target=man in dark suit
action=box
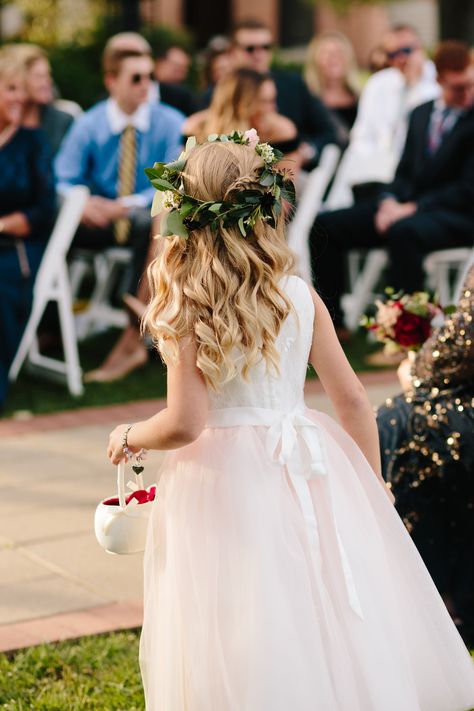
[229,19,339,165]
[313,41,474,326]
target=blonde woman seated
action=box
[304,31,360,142]
[183,68,303,174]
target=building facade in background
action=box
[143,0,438,64]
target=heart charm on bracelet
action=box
[132,465,144,475]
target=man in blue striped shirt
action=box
[56,45,184,382]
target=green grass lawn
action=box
[0,631,144,710]
[1,630,473,710]
[4,328,385,418]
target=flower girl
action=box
[107,132,474,711]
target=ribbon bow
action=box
[205,405,364,620]
[266,408,364,621]
[266,411,327,479]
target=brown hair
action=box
[102,47,148,76]
[195,68,270,140]
[434,40,471,76]
[231,18,271,42]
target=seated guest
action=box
[56,45,184,383]
[377,265,474,645]
[350,24,440,160]
[0,50,56,412]
[103,33,196,117]
[199,35,234,97]
[304,31,360,135]
[312,41,474,328]
[5,43,74,156]
[153,44,196,116]
[155,45,191,85]
[226,18,339,167]
[184,68,300,169]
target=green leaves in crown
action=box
[144,131,296,239]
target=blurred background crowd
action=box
[0,0,473,644]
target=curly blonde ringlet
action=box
[143,141,296,390]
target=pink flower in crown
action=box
[244,128,259,149]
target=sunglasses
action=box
[241,44,273,54]
[386,46,416,60]
[130,72,154,85]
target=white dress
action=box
[140,275,474,710]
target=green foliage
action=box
[0,631,144,710]
[48,19,194,109]
[4,328,167,417]
[146,131,292,239]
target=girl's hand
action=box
[107,424,140,465]
[397,357,413,394]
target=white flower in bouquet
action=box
[374,300,400,337]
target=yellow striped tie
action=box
[114,125,137,244]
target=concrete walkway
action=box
[0,372,399,652]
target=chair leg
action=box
[57,265,84,396]
[8,300,46,382]
[69,256,93,300]
[342,250,388,331]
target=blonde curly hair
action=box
[143,140,295,390]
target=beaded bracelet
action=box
[122,423,133,458]
[122,423,148,473]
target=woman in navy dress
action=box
[0,49,56,413]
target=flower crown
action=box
[145,129,296,239]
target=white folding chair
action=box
[287,144,341,283]
[424,246,474,305]
[72,246,132,340]
[9,185,90,396]
[324,146,398,211]
[341,249,388,331]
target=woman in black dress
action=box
[304,32,360,144]
[377,266,474,645]
[0,50,56,412]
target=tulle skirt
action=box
[140,407,474,710]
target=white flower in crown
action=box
[163,190,182,210]
[256,142,275,164]
[243,128,260,149]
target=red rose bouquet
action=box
[361,289,445,354]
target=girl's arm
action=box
[308,287,394,503]
[107,338,208,464]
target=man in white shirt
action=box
[351,24,440,158]
[325,24,441,208]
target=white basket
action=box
[94,460,156,555]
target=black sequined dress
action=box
[377,267,474,643]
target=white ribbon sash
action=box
[206,405,364,620]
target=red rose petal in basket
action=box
[102,487,156,507]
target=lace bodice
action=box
[208,275,314,412]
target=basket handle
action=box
[117,460,145,509]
